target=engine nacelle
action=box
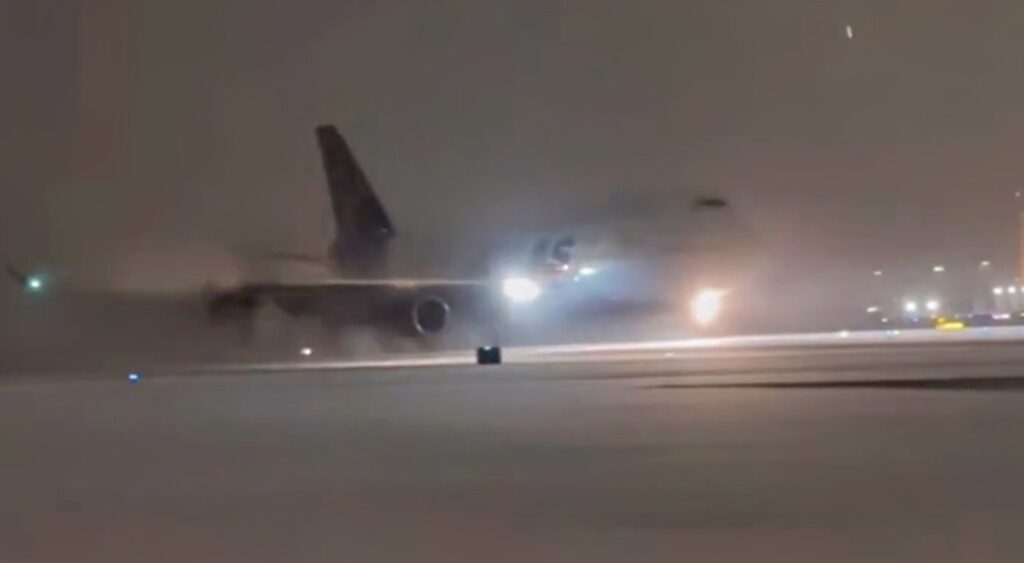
[411,296,450,335]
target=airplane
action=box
[5,264,43,292]
[205,125,753,346]
[7,125,753,350]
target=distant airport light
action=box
[578,266,598,277]
[1010,286,1018,295]
[502,276,542,304]
[866,306,880,314]
[925,299,940,312]
[25,276,43,292]
[994,286,1005,295]
[300,347,313,357]
[932,265,946,273]
[127,372,141,383]
[980,260,992,268]
[873,270,883,277]
[903,301,919,314]
[838,330,851,338]
[994,313,1012,321]
[845,25,854,39]
[691,288,726,326]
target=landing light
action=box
[691,289,726,326]
[502,276,542,304]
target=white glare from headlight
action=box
[502,277,542,303]
[691,289,725,326]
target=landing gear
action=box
[476,346,502,365]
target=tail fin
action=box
[315,125,395,245]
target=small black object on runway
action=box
[476,346,502,365]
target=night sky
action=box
[3,1,1024,290]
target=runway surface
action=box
[5,330,1024,562]
[184,324,1024,375]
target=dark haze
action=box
[3,1,1024,291]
